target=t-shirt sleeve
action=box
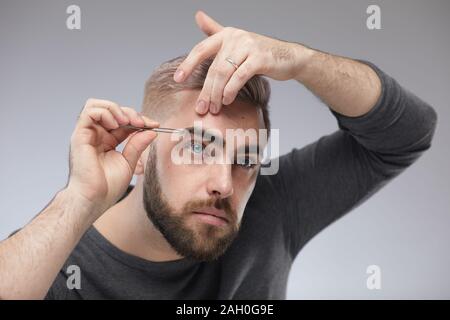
[274,60,437,258]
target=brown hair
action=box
[141,54,271,132]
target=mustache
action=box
[183,197,235,220]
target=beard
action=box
[143,147,240,262]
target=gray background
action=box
[1,0,449,299]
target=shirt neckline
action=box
[85,225,200,274]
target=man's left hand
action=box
[173,11,312,114]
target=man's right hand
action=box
[66,98,159,217]
[0,98,160,299]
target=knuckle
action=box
[211,89,222,101]
[85,98,95,107]
[236,67,248,80]
[177,63,186,73]
[234,28,246,37]
[85,108,97,116]
[194,41,206,55]
[199,95,209,104]
[121,106,134,114]
[223,87,234,100]
[109,102,119,111]
[245,61,254,72]
[244,37,255,48]
[199,88,210,100]
[254,54,267,71]
[216,66,228,78]
[223,26,234,34]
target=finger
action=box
[120,107,146,127]
[107,126,138,146]
[141,115,160,128]
[209,51,248,114]
[122,131,158,174]
[173,32,223,83]
[73,109,120,151]
[195,57,218,114]
[222,58,258,106]
[84,98,129,125]
[74,107,140,152]
[108,114,160,145]
[195,11,224,36]
[80,108,119,130]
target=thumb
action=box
[122,131,157,174]
[195,10,223,36]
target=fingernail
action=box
[119,115,128,124]
[174,70,185,82]
[144,116,159,126]
[222,96,229,105]
[146,131,158,140]
[196,100,207,113]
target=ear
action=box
[195,10,224,36]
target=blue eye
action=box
[190,142,204,154]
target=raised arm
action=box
[276,60,437,257]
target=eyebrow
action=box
[236,144,260,156]
[184,126,222,143]
[183,126,261,155]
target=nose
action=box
[206,163,234,199]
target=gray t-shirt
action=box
[44,61,437,299]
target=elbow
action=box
[410,102,438,153]
[369,103,438,175]
[421,104,438,151]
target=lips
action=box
[193,207,229,223]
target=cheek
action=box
[232,173,259,219]
[156,145,204,209]
[158,159,185,203]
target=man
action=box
[0,11,437,299]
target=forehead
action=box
[163,90,265,134]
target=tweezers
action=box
[120,124,185,134]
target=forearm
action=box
[294,45,382,117]
[0,188,99,299]
[293,44,437,158]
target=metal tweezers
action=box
[120,124,185,134]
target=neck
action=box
[93,181,184,262]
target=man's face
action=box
[142,90,266,261]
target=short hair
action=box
[141,54,271,133]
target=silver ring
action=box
[225,57,239,70]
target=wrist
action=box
[57,187,106,228]
[292,43,318,83]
